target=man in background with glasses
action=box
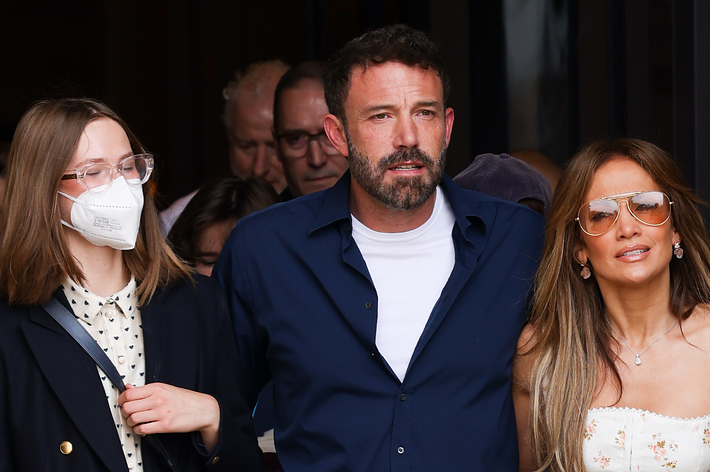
[273,61,349,201]
[252,61,350,471]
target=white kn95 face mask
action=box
[58,176,144,250]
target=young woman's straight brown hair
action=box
[522,138,710,471]
[0,98,190,306]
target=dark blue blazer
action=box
[0,275,263,472]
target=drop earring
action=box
[580,263,591,279]
[673,241,683,259]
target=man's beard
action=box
[347,139,447,211]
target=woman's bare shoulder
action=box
[517,323,539,354]
[513,324,540,391]
[685,304,710,348]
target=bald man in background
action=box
[223,60,290,193]
[161,60,289,234]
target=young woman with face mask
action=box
[0,99,263,471]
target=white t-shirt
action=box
[351,186,456,381]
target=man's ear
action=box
[444,107,454,148]
[324,114,349,157]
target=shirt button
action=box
[397,446,404,454]
[118,355,126,364]
[211,456,220,465]
[400,394,406,401]
[365,301,372,309]
[127,457,135,468]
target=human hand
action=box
[118,383,220,450]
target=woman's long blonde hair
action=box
[524,138,710,471]
[0,98,190,306]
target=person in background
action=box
[273,61,349,201]
[160,59,289,235]
[0,98,262,471]
[453,152,553,216]
[509,148,562,191]
[215,25,544,471]
[514,138,710,471]
[224,60,290,192]
[167,177,279,276]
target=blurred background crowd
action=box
[2,0,710,221]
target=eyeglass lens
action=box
[579,191,670,235]
[82,155,152,190]
[280,132,338,157]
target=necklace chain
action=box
[605,317,677,366]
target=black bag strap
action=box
[43,296,179,472]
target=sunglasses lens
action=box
[629,191,670,224]
[580,199,619,235]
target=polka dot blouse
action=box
[61,277,145,471]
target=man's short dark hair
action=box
[273,61,325,131]
[323,24,450,124]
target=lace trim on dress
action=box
[588,406,710,422]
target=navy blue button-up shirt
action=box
[214,172,544,471]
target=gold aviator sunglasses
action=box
[576,191,673,236]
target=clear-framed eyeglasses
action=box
[276,131,340,159]
[576,190,673,236]
[60,153,154,193]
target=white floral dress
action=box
[583,407,710,471]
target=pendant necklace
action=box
[605,317,677,366]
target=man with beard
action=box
[215,25,544,471]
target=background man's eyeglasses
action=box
[276,131,340,159]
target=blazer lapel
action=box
[23,303,127,472]
[140,289,164,384]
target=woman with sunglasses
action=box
[514,138,710,471]
[0,99,262,471]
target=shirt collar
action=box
[308,170,353,234]
[308,170,490,243]
[439,173,490,242]
[61,277,138,325]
